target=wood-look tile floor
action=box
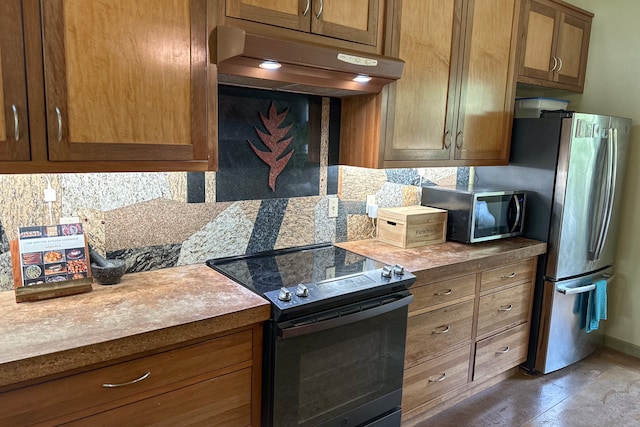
[412,347,640,426]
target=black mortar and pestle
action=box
[88,246,127,285]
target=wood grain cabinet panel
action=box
[405,299,474,367]
[340,0,520,168]
[0,329,259,427]
[480,258,535,294]
[40,0,209,164]
[473,323,529,381]
[402,345,470,414]
[225,0,380,46]
[476,281,532,339]
[409,273,476,315]
[0,0,31,162]
[518,0,592,92]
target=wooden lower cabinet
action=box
[0,326,262,427]
[401,256,538,424]
[402,345,471,413]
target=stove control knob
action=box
[381,266,393,278]
[296,284,309,297]
[278,287,292,302]
[393,264,405,275]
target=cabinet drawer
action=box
[480,259,534,293]
[406,300,474,367]
[0,330,253,426]
[402,345,470,413]
[477,282,532,338]
[64,367,253,427]
[474,323,529,381]
[409,274,476,314]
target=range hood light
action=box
[259,60,282,70]
[353,74,372,83]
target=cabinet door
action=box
[382,0,462,165]
[226,0,310,32]
[312,0,380,46]
[520,0,557,81]
[41,0,207,163]
[0,0,30,161]
[554,12,590,89]
[454,0,518,162]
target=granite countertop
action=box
[337,237,547,282]
[0,264,270,391]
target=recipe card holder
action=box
[10,239,93,303]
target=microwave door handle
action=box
[596,128,618,260]
[278,294,413,339]
[509,194,522,233]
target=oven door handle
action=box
[278,294,414,339]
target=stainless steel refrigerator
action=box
[476,111,631,374]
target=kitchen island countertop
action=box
[0,263,270,391]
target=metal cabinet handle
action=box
[11,104,19,142]
[55,107,63,142]
[315,0,323,19]
[550,56,558,71]
[303,0,310,16]
[428,372,447,383]
[556,57,563,72]
[443,129,451,149]
[432,325,450,334]
[501,272,516,279]
[498,304,513,312]
[495,346,510,355]
[102,371,151,388]
[455,131,463,149]
[434,289,452,296]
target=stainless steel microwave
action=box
[421,186,526,243]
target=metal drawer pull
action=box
[501,272,516,279]
[428,372,447,383]
[55,107,63,142]
[12,105,19,141]
[557,57,563,72]
[303,0,310,16]
[102,371,151,388]
[498,304,513,312]
[495,346,510,355]
[550,56,558,71]
[434,289,452,296]
[316,0,323,18]
[432,325,450,334]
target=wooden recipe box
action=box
[377,206,447,248]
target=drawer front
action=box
[406,300,474,367]
[1,330,253,426]
[474,323,529,381]
[409,274,476,314]
[476,282,532,338]
[65,367,253,427]
[402,345,470,413]
[480,259,534,293]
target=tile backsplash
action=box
[0,167,465,291]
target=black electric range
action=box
[206,242,415,321]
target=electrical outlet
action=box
[365,195,376,214]
[328,197,339,218]
[325,266,336,279]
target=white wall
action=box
[561,0,640,352]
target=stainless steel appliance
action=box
[421,187,526,243]
[476,111,631,373]
[207,243,416,427]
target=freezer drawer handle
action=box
[501,272,516,279]
[498,304,513,312]
[428,372,447,383]
[432,325,450,334]
[495,346,510,355]
[434,289,452,296]
[557,275,615,295]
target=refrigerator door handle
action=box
[596,128,618,260]
[589,129,615,261]
[557,274,615,294]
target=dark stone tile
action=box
[107,244,181,273]
[246,199,288,254]
[0,220,9,254]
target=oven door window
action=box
[272,306,407,427]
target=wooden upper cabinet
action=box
[225,0,380,46]
[518,0,592,92]
[41,0,209,164]
[0,0,31,162]
[341,0,519,168]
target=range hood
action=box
[211,25,404,97]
